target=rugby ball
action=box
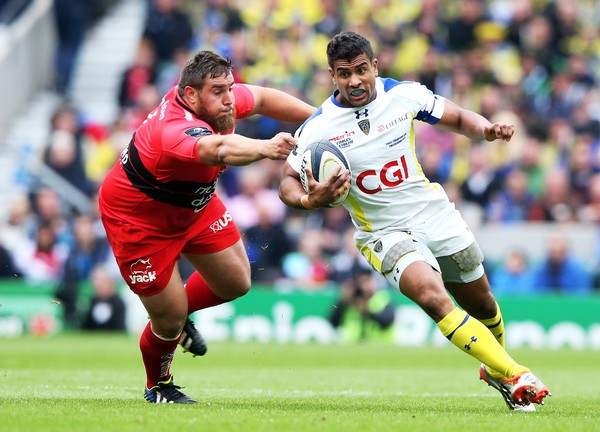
[299,139,351,207]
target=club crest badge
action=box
[374,240,383,253]
[358,119,370,135]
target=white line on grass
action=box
[197,389,498,398]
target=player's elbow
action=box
[278,186,289,205]
[278,177,296,205]
[214,146,229,165]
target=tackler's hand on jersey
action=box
[302,164,351,209]
[263,132,298,160]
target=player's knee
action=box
[475,286,499,317]
[417,291,454,322]
[407,277,447,310]
[481,298,498,318]
[153,314,187,340]
[233,280,251,298]
[230,270,251,298]
[215,274,251,300]
[398,263,451,320]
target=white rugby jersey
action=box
[288,77,452,236]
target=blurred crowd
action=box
[2,0,600,327]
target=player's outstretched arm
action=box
[196,132,297,166]
[246,84,316,122]
[437,98,514,142]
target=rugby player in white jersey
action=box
[279,31,550,411]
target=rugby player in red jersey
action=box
[99,50,315,403]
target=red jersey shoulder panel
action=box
[99,84,257,231]
[233,84,254,119]
[134,87,220,183]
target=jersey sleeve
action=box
[287,143,304,174]
[233,84,255,119]
[160,120,211,165]
[286,107,325,174]
[386,79,445,125]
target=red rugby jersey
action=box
[99,84,254,231]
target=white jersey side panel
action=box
[287,77,451,237]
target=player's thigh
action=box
[420,205,483,284]
[181,196,249,298]
[101,214,186,296]
[357,230,454,321]
[138,263,188,338]
[357,231,440,288]
[184,239,251,299]
[400,260,456,322]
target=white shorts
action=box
[356,203,483,288]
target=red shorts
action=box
[101,196,241,296]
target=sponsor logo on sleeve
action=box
[185,127,213,137]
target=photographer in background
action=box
[81,265,126,332]
[329,265,396,344]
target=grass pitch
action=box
[1,334,598,432]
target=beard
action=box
[196,105,236,134]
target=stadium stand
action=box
[0,0,145,217]
[1,0,599,310]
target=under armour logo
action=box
[464,336,478,351]
[355,109,369,119]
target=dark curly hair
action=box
[178,50,233,96]
[326,31,374,69]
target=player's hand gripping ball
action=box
[300,139,351,207]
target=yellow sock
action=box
[479,301,505,348]
[437,307,529,378]
[478,302,507,378]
